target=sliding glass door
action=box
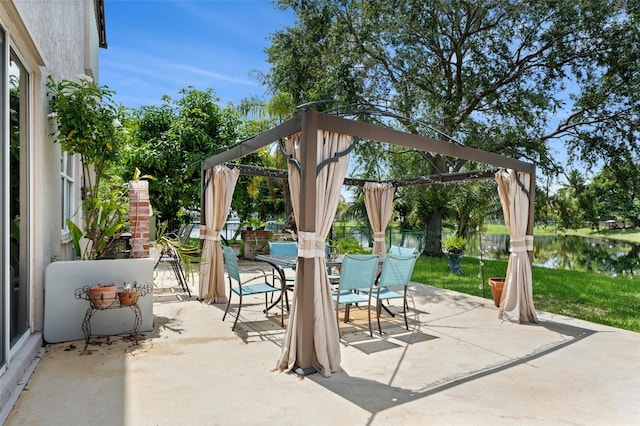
[1,25,30,369]
[9,49,29,348]
[0,25,5,371]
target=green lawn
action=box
[412,256,640,333]
[482,223,640,243]
[560,227,640,244]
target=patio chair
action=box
[268,241,298,309]
[324,242,342,284]
[388,245,417,256]
[221,245,283,331]
[331,254,380,337]
[268,241,298,254]
[268,241,298,283]
[153,222,199,297]
[369,253,418,334]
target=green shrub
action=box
[331,237,370,254]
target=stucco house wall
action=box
[0,1,105,420]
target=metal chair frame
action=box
[331,254,380,337]
[371,253,418,334]
[153,222,198,297]
[221,245,283,330]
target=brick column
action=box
[129,180,150,258]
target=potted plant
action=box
[227,239,243,257]
[443,235,465,275]
[153,222,202,272]
[87,283,118,309]
[488,277,505,307]
[47,74,127,259]
[117,282,139,307]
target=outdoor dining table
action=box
[254,254,296,317]
[255,254,345,311]
[255,254,343,285]
[255,254,391,321]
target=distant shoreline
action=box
[482,223,640,245]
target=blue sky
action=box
[99,0,295,108]
[98,0,577,186]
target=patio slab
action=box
[5,266,640,426]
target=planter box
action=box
[242,230,272,260]
[43,258,154,343]
[228,242,243,257]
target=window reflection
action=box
[9,50,29,346]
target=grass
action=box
[561,227,640,244]
[482,223,640,243]
[412,256,640,333]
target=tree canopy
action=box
[114,87,287,232]
[265,0,639,253]
[116,88,242,229]
[267,0,638,168]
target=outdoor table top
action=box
[255,254,349,269]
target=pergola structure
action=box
[200,110,537,377]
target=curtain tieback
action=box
[200,227,221,241]
[373,231,385,242]
[298,231,326,258]
[510,235,533,253]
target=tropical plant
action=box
[331,237,369,255]
[442,235,466,255]
[153,221,203,279]
[47,75,128,259]
[66,189,128,259]
[443,234,466,275]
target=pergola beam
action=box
[226,163,498,187]
[202,114,302,169]
[203,110,535,176]
[313,112,535,174]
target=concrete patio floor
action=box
[5,262,640,426]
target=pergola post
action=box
[295,112,319,373]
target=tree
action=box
[449,181,499,239]
[553,187,583,230]
[562,2,640,170]
[119,88,241,229]
[47,75,128,259]
[554,169,587,229]
[587,164,640,227]
[264,0,638,255]
[232,99,291,232]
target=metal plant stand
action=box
[75,283,151,349]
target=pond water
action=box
[465,234,640,277]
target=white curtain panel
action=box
[495,169,538,323]
[363,181,394,258]
[276,130,351,377]
[199,165,240,303]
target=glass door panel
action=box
[9,50,29,347]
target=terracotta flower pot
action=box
[489,277,505,308]
[117,289,139,306]
[88,284,117,309]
